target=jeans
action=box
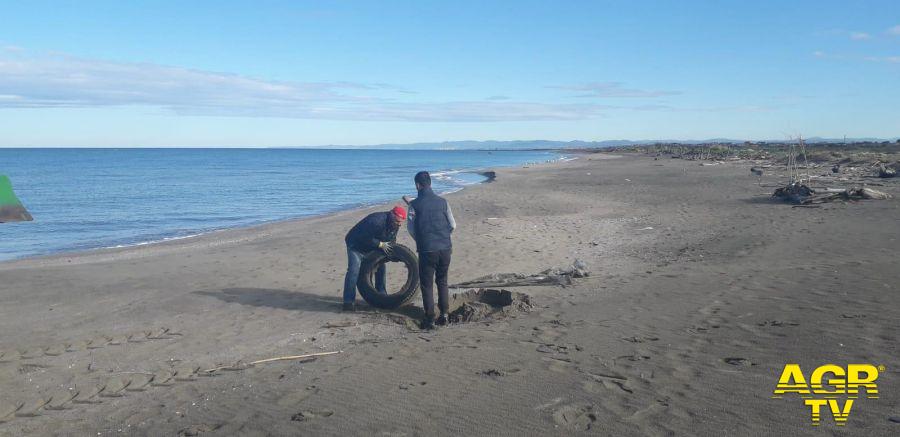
[343,244,386,304]
[419,249,452,318]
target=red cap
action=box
[391,206,407,220]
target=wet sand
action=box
[1,154,898,436]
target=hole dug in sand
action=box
[447,288,534,323]
[380,288,534,329]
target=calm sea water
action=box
[0,148,559,261]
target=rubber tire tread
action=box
[357,244,419,309]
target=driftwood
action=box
[202,351,341,374]
[774,183,892,204]
[451,261,589,288]
[858,187,892,200]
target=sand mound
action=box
[447,288,533,323]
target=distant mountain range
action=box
[312,137,899,150]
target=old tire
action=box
[357,244,419,309]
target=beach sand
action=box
[1,154,898,436]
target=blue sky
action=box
[0,0,898,147]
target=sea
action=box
[0,148,561,261]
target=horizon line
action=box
[2,136,899,149]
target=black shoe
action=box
[419,316,435,330]
[435,314,449,326]
[342,302,356,312]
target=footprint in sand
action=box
[615,353,651,362]
[291,410,334,422]
[583,378,634,395]
[478,368,522,378]
[552,404,598,431]
[686,325,711,334]
[536,344,570,354]
[532,326,565,343]
[178,423,223,436]
[582,380,604,394]
[18,363,49,374]
[757,320,798,327]
[579,366,634,394]
[543,357,574,373]
[398,381,428,390]
[275,386,321,408]
[723,357,754,367]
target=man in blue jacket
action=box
[407,171,456,329]
[342,205,407,311]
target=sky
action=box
[0,0,898,147]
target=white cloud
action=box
[888,25,900,36]
[0,50,608,122]
[550,82,680,98]
[849,32,871,40]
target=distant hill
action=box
[289,137,899,150]
[312,140,634,150]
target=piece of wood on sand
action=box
[202,351,342,374]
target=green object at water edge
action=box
[0,175,33,223]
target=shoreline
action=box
[0,153,573,268]
[0,155,578,270]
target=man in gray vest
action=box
[407,171,456,330]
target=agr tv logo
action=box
[772,364,883,426]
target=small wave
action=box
[106,232,206,250]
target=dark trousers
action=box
[419,249,451,318]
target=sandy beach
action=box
[1,154,898,436]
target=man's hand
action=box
[378,241,394,255]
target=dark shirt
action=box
[345,211,398,252]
